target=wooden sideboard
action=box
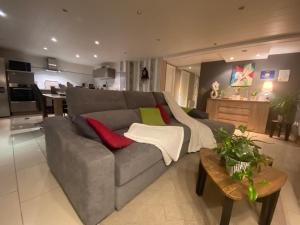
[206,98,270,133]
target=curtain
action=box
[126,58,162,92]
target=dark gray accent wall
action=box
[197,53,300,110]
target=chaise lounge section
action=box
[44,88,235,225]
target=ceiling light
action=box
[188,67,192,69]
[75,54,80,58]
[0,9,7,18]
[43,47,48,50]
[156,38,161,42]
[137,10,142,15]
[230,57,234,60]
[94,40,100,45]
[62,8,68,13]
[256,54,261,57]
[238,6,245,10]
[93,54,98,58]
[51,37,57,42]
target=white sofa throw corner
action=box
[163,91,217,152]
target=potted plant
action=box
[214,125,272,201]
[271,93,299,123]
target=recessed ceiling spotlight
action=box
[94,40,100,45]
[230,57,234,60]
[0,9,7,18]
[156,38,161,42]
[188,67,192,69]
[241,49,248,52]
[137,10,142,15]
[43,47,48,50]
[238,6,245,10]
[75,54,80,58]
[256,54,261,57]
[51,37,57,42]
[93,54,98,58]
[62,8,68,13]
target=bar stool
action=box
[269,120,292,141]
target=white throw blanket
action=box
[124,123,184,165]
[163,92,217,152]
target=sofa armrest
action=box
[44,117,115,225]
[188,109,209,119]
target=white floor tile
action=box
[17,163,59,202]
[14,148,45,171]
[0,164,17,196]
[0,192,23,225]
[21,188,83,225]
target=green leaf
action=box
[248,186,258,201]
[258,179,269,185]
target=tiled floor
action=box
[0,115,300,225]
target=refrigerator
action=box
[0,57,10,117]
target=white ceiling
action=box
[0,0,300,66]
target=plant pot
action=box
[225,156,250,176]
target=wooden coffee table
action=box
[196,149,287,225]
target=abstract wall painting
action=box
[230,63,255,87]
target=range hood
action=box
[46,57,59,72]
[93,66,115,79]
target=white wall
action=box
[0,47,95,89]
[33,69,94,89]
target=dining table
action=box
[43,94,66,116]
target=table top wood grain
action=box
[200,149,287,200]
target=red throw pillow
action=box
[86,117,134,149]
[156,104,170,124]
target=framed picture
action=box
[230,63,255,87]
[260,70,275,80]
[278,70,290,82]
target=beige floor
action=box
[0,116,300,225]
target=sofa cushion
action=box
[70,115,102,142]
[139,108,166,126]
[123,91,156,109]
[169,119,191,143]
[198,119,235,143]
[153,92,167,105]
[188,109,209,119]
[156,104,171,124]
[87,117,134,149]
[114,142,163,186]
[82,109,141,131]
[67,88,127,115]
[162,105,174,118]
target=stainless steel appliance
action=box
[0,58,10,117]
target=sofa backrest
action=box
[66,88,174,130]
[67,88,127,115]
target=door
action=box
[0,58,10,117]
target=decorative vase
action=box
[225,156,250,176]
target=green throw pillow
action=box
[139,108,166,126]
[182,107,192,113]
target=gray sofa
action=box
[44,88,234,225]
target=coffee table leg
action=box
[259,190,280,225]
[196,161,207,196]
[220,196,234,225]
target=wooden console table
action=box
[196,149,287,225]
[206,98,270,133]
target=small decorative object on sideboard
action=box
[214,125,272,201]
[250,90,258,101]
[141,67,149,81]
[210,81,220,99]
